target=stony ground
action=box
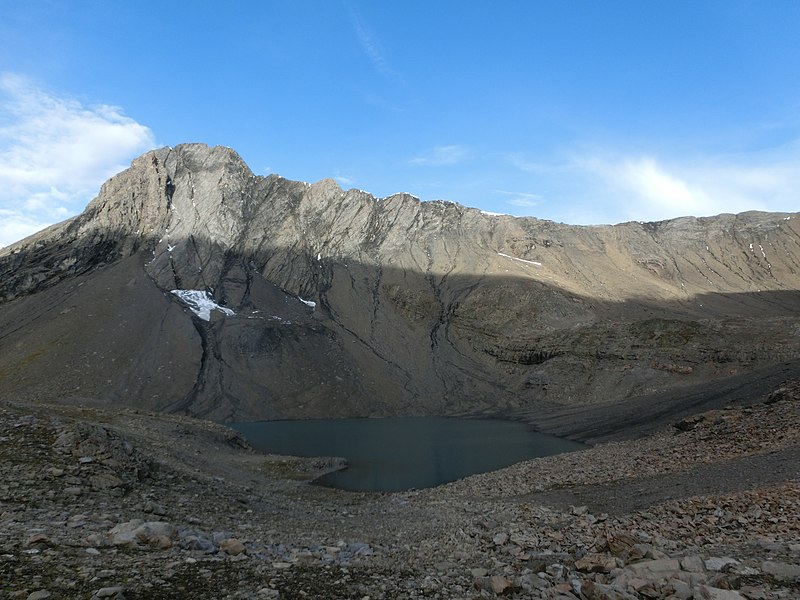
[1,381,799,599]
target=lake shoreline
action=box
[232,417,585,492]
[2,379,798,598]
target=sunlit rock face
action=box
[1,143,799,422]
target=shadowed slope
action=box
[1,144,798,423]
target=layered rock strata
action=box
[1,144,798,421]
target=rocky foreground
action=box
[1,383,799,599]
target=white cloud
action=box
[410,145,471,166]
[506,154,565,175]
[495,190,542,208]
[334,174,354,186]
[0,73,155,248]
[0,209,55,248]
[589,156,715,218]
[578,151,800,222]
[505,138,800,224]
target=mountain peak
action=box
[0,144,798,422]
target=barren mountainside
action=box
[1,143,799,425]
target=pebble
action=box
[680,555,706,573]
[761,560,800,580]
[2,389,798,599]
[492,532,508,546]
[92,586,125,599]
[704,557,739,572]
[220,538,246,556]
[575,553,620,574]
[696,586,745,600]
[470,567,488,578]
[474,575,512,594]
[25,533,50,547]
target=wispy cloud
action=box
[495,190,542,208]
[410,145,471,167]
[506,153,567,175]
[362,92,406,113]
[0,73,155,247]
[349,8,396,80]
[333,173,354,186]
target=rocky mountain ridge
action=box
[1,143,798,422]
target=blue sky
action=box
[1,1,799,247]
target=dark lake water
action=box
[231,417,586,492]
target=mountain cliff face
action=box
[1,143,799,422]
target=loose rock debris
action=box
[1,384,798,598]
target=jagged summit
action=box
[0,143,799,423]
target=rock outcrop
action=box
[1,143,799,422]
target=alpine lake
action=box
[231,417,586,492]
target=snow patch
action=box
[481,211,507,216]
[171,290,235,321]
[497,252,542,267]
[298,297,316,308]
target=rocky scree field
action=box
[0,380,798,599]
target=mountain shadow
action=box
[0,144,798,436]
